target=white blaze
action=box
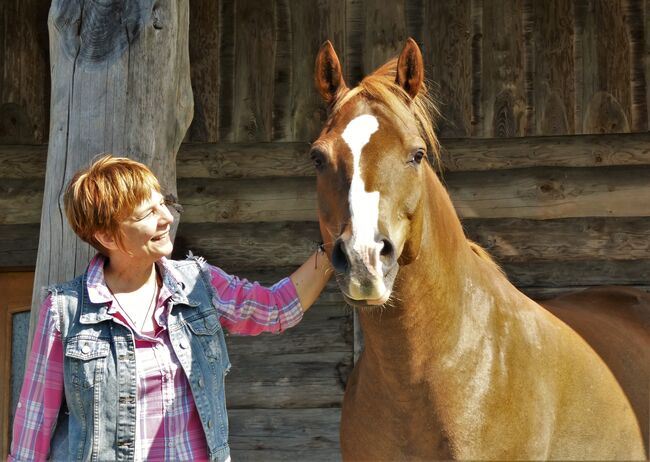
[341,114,385,290]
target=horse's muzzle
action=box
[331,235,398,304]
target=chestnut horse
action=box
[312,38,649,460]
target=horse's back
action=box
[542,286,650,457]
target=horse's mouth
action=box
[334,262,398,308]
[342,291,391,308]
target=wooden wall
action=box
[2,0,650,460]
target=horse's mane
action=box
[332,58,441,165]
[332,58,504,271]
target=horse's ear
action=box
[315,40,347,105]
[396,38,424,99]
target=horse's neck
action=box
[359,168,513,381]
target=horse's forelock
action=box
[330,58,441,166]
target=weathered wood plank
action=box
[469,0,483,137]
[217,0,236,141]
[177,176,316,224]
[4,132,650,178]
[345,0,365,86]
[226,352,350,408]
[624,0,648,131]
[524,285,650,300]
[3,164,650,225]
[225,303,351,357]
[526,0,575,135]
[575,0,632,134]
[205,261,650,299]
[231,0,276,142]
[178,142,311,178]
[173,221,321,269]
[6,132,650,180]
[175,216,650,267]
[276,0,346,141]
[196,0,347,143]
[359,0,408,74]
[176,166,650,223]
[423,0,472,137]
[187,0,220,142]
[172,217,650,271]
[481,0,526,137]
[0,178,44,225]
[464,217,650,262]
[447,165,650,220]
[228,408,341,461]
[0,0,50,144]
[438,132,650,171]
[504,259,650,288]
[0,224,40,268]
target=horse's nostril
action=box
[380,239,394,257]
[332,239,350,273]
[379,238,397,269]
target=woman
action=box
[9,155,332,462]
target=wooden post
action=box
[29,0,193,341]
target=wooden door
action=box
[0,272,34,458]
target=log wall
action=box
[2,1,650,460]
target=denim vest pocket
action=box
[65,336,110,389]
[187,313,223,364]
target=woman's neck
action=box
[103,254,158,293]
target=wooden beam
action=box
[2,131,650,179]
[504,259,650,288]
[4,217,650,276]
[176,166,650,223]
[446,166,650,219]
[225,303,351,357]
[0,224,39,269]
[225,352,350,408]
[463,217,650,262]
[228,408,340,460]
[438,132,650,171]
[172,218,650,269]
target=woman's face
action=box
[117,189,174,260]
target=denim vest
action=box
[48,257,231,462]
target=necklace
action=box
[107,276,159,333]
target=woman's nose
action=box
[160,203,174,224]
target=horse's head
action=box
[313,38,439,307]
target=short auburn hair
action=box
[64,154,161,254]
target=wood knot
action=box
[152,6,164,30]
[539,182,554,193]
[51,0,145,68]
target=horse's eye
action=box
[410,149,425,165]
[310,149,326,171]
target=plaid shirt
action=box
[9,254,303,461]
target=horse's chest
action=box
[340,366,452,460]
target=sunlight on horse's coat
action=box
[313,37,648,460]
[341,113,386,299]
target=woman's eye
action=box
[134,211,152,221]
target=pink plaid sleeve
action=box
[9,295,64,462]
[208,265,303,335]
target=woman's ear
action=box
[94,230,119,252]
